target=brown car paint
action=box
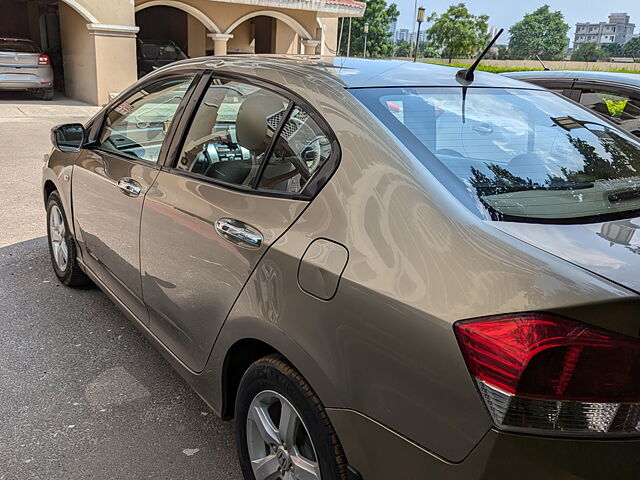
[43,56,640,479]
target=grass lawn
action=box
[417,60,640,75]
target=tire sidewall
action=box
[235,359,343,480]
[46,191,73,282]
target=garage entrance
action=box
[1,0,138,105]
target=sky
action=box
[391,0,640,45]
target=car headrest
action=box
[236,93,285,152]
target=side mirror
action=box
[51,123,86,152]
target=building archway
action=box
[224,10,313,40]
[224,11,319,55]
[60,0,98,24]
[135,4,213,72]
[135,1,221,34]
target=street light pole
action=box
[409,0,418,58]
[363,22,369,57]
[346,17,352,57]
[413,7,425,63]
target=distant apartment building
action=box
[389,20,397,38]
[574,12,635,48]
[406,30,427,45]
[396,28,409,43]
[487,25,500,39]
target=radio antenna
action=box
[536,54,550,71]
[456,28,503,85]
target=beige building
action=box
[2,0,364,104]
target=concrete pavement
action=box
[0,93,242,479]
[0,92,100,248]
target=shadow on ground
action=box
[0,237,242,480]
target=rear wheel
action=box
[235,355,349,480]
[46,191,90,287]
[37,88,54,100]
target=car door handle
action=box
[215,218,263,249]
[117,178,142,197]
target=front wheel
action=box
[46,191,91,287]
[235,356,349,480]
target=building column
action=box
[58,2,138,105]
[301,39,321,55]
[207,33,234,56]
[87,24,139,104]
[187,15,207,57]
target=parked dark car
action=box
[44,57,640,480]
[504,70,640,137]
[136,39,188,78]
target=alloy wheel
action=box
[246,390,321,480]
[49,204,68,272]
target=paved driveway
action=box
[0,93,242,479]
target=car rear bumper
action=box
[0,69,53,90]
[328,408,640,480]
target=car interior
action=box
[177,79,332,194]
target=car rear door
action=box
[140,73,338,371]
[72,73,198,323]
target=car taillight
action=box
[38,54,50,66]
[454,313,640,436]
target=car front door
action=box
[139,75,336,371]
[72,74,196,323]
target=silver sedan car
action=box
[0,37,54,100]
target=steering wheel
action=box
[300,135,325,172]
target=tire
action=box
[46,191,91,287]
[38,88,54,100]
[235,355,349,480]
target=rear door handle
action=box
[117,178,142,197]
[215,218,263,249]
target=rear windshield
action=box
[354,87,640,223]
[0,39,39,53]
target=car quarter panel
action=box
[328,408,640,480]
[209,76,637,463]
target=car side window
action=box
[97,76,194,163]
[175,78,289,188]
[257,106,333,194]
[578,88,640,136]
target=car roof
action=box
[503,70,640,88]
[169,55,543,90]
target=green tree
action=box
[571,42,605,62]
[497,44,510,60]
[338,0,399,57]
[508,5,569,60]
[623,37,640,58]
[417,41,440,58]
[426,3,489,63]
[395,40,411,57]
[601,43,623,57]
